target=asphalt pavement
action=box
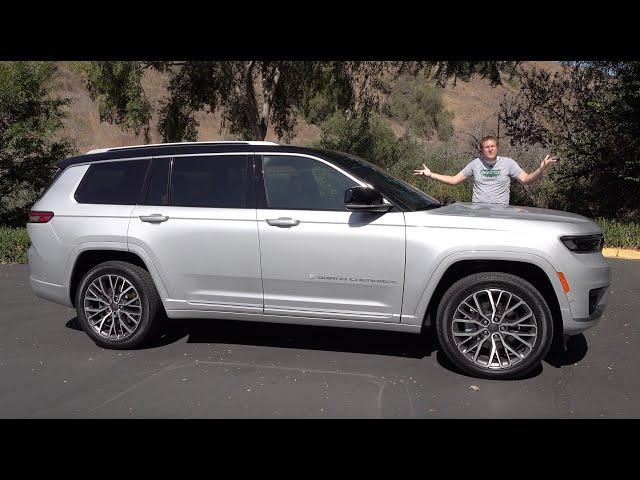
[1,259,638,418]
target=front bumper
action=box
[559,252,611,335]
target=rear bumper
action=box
[30,276,73,308]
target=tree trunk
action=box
[237,61,263,140]
[257,63,282,141]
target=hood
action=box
[429,202,593,225]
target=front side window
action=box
[170,155,248,208]
[262,155,358,211]
[320,150,441,211]
[75,159,150,205]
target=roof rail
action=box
[85,140,279,154]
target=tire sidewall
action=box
[76,262,152,349]
[437,274,553,379]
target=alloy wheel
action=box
[451,288,538,370]
[83,274,143,341]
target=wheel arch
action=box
[419,255,566,341]
[68,248,166,307]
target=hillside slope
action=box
[53,61,562,154]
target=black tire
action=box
[76,260,163,349]
[436,272,553,380]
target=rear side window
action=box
[75,160,150,205]
[170,155,248,208]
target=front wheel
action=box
[436,272,553,379]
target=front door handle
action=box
[139,214,169,223]
[266,217,300,228]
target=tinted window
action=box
[75,159,150,205]
[170,155,248,208]
[262,155,357,210]
[145,158,170,206]
[320,150,441,211]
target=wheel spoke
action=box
[473,337,488,363]
[486,290,497,322]
[121,303,141,309]
[95,312,109,332]
[501,312,533,327]
[503,331,533,349]
[121,296,140,307]
[121,310,141,326]
[502,337,524,359]
[119,285,134,297]
[498,335,513,366]
[453,331,480,337]
[85,294,109,305]
[91,311,110,328]
[453,318,484,327]
[88,285,108,301]
[108,275,115,297]
[118,316,134,333]
[107,316,115,338]
[86,306,109,320]
[472,293,491,322]
[502,300,524,317]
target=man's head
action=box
[479,135,499,161]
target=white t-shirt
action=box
[461,156,524,205]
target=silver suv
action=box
[27,141,610,379]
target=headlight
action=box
[560,234,604,253]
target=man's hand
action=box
[540,155,558,170]
[413,163,432,177]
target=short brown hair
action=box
[479,135,499,148]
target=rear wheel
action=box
[436,272,553,379]
[76,260,162,349]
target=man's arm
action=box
[516,155,558,185]
[413,164,469,186]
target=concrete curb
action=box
[603,248,640,260]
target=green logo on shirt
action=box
[481,168,501,179]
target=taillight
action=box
[28,211,54,223]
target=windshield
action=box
[320,150,442,211]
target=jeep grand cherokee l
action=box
[27,141,610,379]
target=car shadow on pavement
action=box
[544,334,588,367]
[165,318,440,358]
[435,333,588,379]
[65,316,588,374]
[66,316,438,358]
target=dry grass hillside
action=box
[53,61,562,154]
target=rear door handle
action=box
[139,214,169,223]
[266,217,300,228]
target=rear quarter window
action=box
[74,160,150,205]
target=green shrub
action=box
[384,74,454,141]
[0,227,30,264]
[595,218,640,249]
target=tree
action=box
[0,62,75,225]
[500,62,640,218]
[79,61,518,143]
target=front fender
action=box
[401,249,571,329]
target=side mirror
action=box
[344,186,393,213]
